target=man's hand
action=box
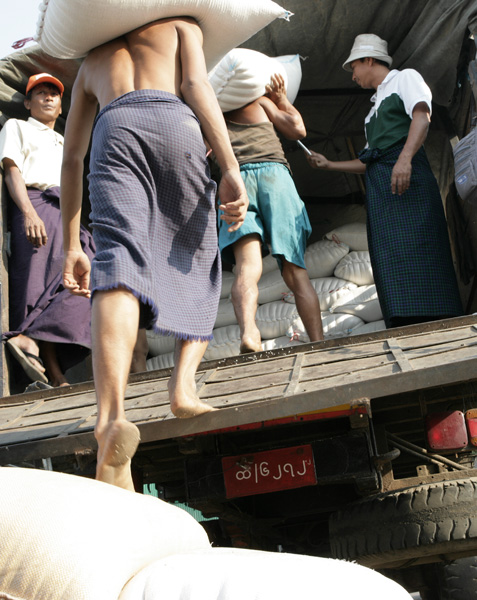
[307,150,330,170]
[23,211,48,247]
[63,249,92,298]
[265,73,287,105]
[218,169,249,233]
[391,155,412,195]
[390,103,430,195]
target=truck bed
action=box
[1,315,477,469]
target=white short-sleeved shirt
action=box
[364,69,432,151]
[0,117,63,190]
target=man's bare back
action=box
[80,18,199,109]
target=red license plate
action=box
[222,444,317,499]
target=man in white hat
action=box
[306,33,462,328]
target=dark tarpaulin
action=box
[0,0,475,119]
[0,0,474,236]
[0,1,475,225]
[241,0,477,202]
[245,0,477,107]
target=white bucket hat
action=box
[342,33,393,71]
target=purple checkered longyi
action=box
[88,90,221,341]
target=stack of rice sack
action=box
[146,223,386,371]
[287,222,386,343]
[0,467,412,600]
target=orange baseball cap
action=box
[26,73,64,96]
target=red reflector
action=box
[222,445,317,499]
[465,409,477,447]
[426,411,468,451]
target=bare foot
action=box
[168,379,217,418]
[95,419,140,491]
[51,375,70,387]
[172,398,217,418]
[240,333,262,354]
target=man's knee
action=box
[232,233,261,257]
[282,260,307,290]
[232,234,263,275]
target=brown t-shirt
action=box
[225,120,290,169]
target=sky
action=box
[1,0,41,60]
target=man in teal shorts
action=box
[218,73,323,352]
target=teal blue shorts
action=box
[218,162,312,269]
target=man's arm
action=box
[391,102,430,195]
[306,151,366,174]
[177,20,248,232]
[60,65,98,297]
[257,73,306,140]
[3,158,48,246]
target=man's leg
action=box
[231,234,263,353]
[168,339,217,417]
[130,328,148,374]
[282,260,324,342]
[92,287,141,491]
[41,342,69,387]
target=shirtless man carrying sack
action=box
[61,18,248,491]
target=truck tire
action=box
[329,478,477,569]
[420,556,477,599]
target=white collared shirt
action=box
[363,69,432,151]
[0,117,63,190]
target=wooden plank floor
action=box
[1,316,477,464]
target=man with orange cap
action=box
[0,73,96,388]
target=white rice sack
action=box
[276,54,302,104]
[261,251,280,274]
[146,331,176,357]
[221,270,235,299]
[35,0,290,70]
[210,49,301,112]
[304,239,350,279]
[205,325,241,360]
[119,547,412,600]
[351,320,387,336]
[147,352,175,371]
[0,467,210,600]
[334,251,374,285]
[256,301,299,340]
[215,298,238,328]
[453,127,477,205]
[261,335,304,351]
[288,312,364,342]
[321,312,365,339]
[329,284,383,322]
[325,222,368,251]
[283,277,358,310]
[257,269,290,304]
